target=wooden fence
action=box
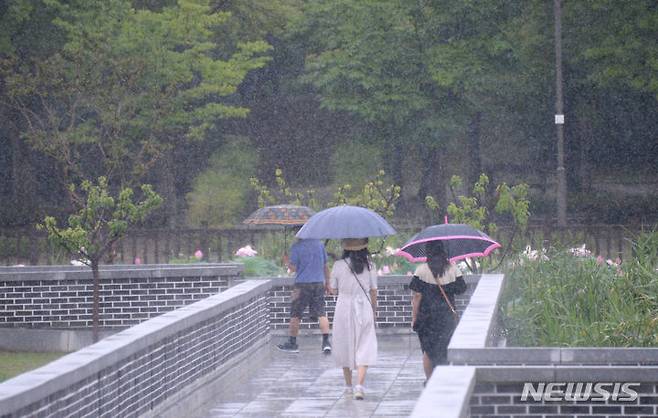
[0,224,652,266]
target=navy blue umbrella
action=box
[295,205,396,239]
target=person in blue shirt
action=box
[277,237,332,353]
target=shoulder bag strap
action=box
[345,261,372,304]
[434,276,459,320]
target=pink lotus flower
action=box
[235,245,258,257]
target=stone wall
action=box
[470,376,658,418]
[0,280,270,418]
[413,366,658,418]
[0,271,484,417]
[267,275,479,333]
[0,264,241,328]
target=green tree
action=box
[561,0,658,195]
[295,0,526,207]
[331,170,401,221]
[250,167,318,209]
[426,173,530,271]
[567,0,658,99]
[331,142,383,190]
[38,177,162,342]
[1,0,271,189]
[186,137,259,226]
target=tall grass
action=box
[500,231,658,347]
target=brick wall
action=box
[0,280,270,418]
[470,381,658,418]
[0,264,241,328]
[268,275,479,332]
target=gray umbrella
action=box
[295,205,396,239]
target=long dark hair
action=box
[426,240,449,278]
[342,248,371,274]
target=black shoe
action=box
[322,339,331,354]
[277,341,299,353]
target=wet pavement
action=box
[192,333,425,417]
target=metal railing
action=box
[0,223,651,266]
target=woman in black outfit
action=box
[409,240,467,380]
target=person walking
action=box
[330,238,378,400]
[410,240,467,381]
[277,237,332,354]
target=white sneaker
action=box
[344,385,353,396]
[354,385,365,400]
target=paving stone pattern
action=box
[195,334,426,418]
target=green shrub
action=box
[233,256,285,277]
[186,137,258,227]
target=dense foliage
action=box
[501,231,658,347]
[1,0,657,228]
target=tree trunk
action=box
[9,131,38,225]
[417,145,435,200]
[382,121,404,198]
[418,144,447,211]
[390,142,404,192]
[10,136,20,207]
[467,112,483,187]
[162,151,178,228]
[577,114,593,193]
[91,259,100,343]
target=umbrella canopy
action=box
[243,205,315,226]
[395,224,501,263]
[295,205,396,239]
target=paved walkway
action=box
[192,334,425,417]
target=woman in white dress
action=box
[330,238,378,400]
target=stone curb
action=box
[0,263,243,282]
[411,366,475,418]
[0,279,271,413]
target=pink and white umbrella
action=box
[395,223,501,263]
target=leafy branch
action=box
[425,173,530,272]
[250,167,318,209]
[37,176,162,341]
